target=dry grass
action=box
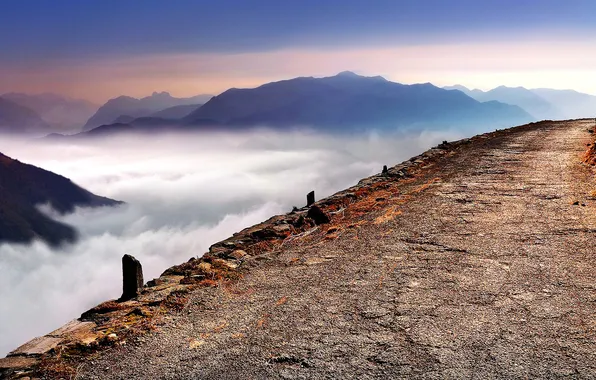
[413,177,441,193]
[374,207,403,225]
[276,296,289,306]
[83,300,128,316]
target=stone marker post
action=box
[382,165,388,174]
[307,191,315,207]
[120,254,144,301]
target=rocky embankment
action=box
[3,120,596,379]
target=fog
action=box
[0,128,465,356]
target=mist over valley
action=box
[0,127,463,356]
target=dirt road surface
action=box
[79,120,596,379]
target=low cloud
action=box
[0,127,464,356]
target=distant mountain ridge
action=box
[2,92,98,132]
[49,73,540,138]
[444,85,557,119]
[0,97,49,134]
[444,85,596,120]
[531,88,596,119]
[183,72,532,131]
[150,104,202,119]
[83,92,212,131]
[0,152,121,246]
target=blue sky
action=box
[2,0,596,101]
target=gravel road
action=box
[79,120,596,379]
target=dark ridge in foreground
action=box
[0,152,122,246]
[3,119,596,379]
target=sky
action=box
[2,0,596,102]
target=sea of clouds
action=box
[0,127,466,356]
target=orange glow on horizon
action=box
[3,39,596,102]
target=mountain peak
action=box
[444,84,471,92]
[151,91,171,97]
[184,73,531,129]
[494,85,527,91]
[336,71,360,78]
[334,71,387,82]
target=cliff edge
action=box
[3,120,596,379]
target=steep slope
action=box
[5,120,596,379]
[2,93,98,132]
[0,152,121,246]
[0,97,49,134]
[83,92,212,131]
[185,72,532,131]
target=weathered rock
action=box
[198,262,212,272]
[0,356,39,370]
[9,336,62,356]
[228,250,248,260]
[291,215,308,229]
[307,205,330,225]
[146,278,165,287]
[307,191,315,207]
[120,254,144,301]
[382,165,388,174]
[213,258,239,270]
[47,319,97,345]
[272,224,291,234]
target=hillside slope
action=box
[0,153,121,246]
[4,120,596,379]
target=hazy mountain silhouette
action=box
[112,115,137,124]
[83,92,212,131]
[47,118,218,140]
[150,104,202,119]
[0,97,49,134]
[443,85,484,98]
[2,92,98,132]
[0,152,121,246]
[445,85,559,120]
[184,72,532,131]
[531,88,596,119]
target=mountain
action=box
[83,92,212,131]
[2,93,98,132]
[443,85,484,98]
[530,88,596,119]
[47,117,218,140]
[184,72,532,131]
[445,85,559,120]
[0,152,121,246]
[0,97,49,134]
[149,104,202,119]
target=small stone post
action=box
[382,165,388,174]
[307,191,315,207]
[120,254,144,301]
